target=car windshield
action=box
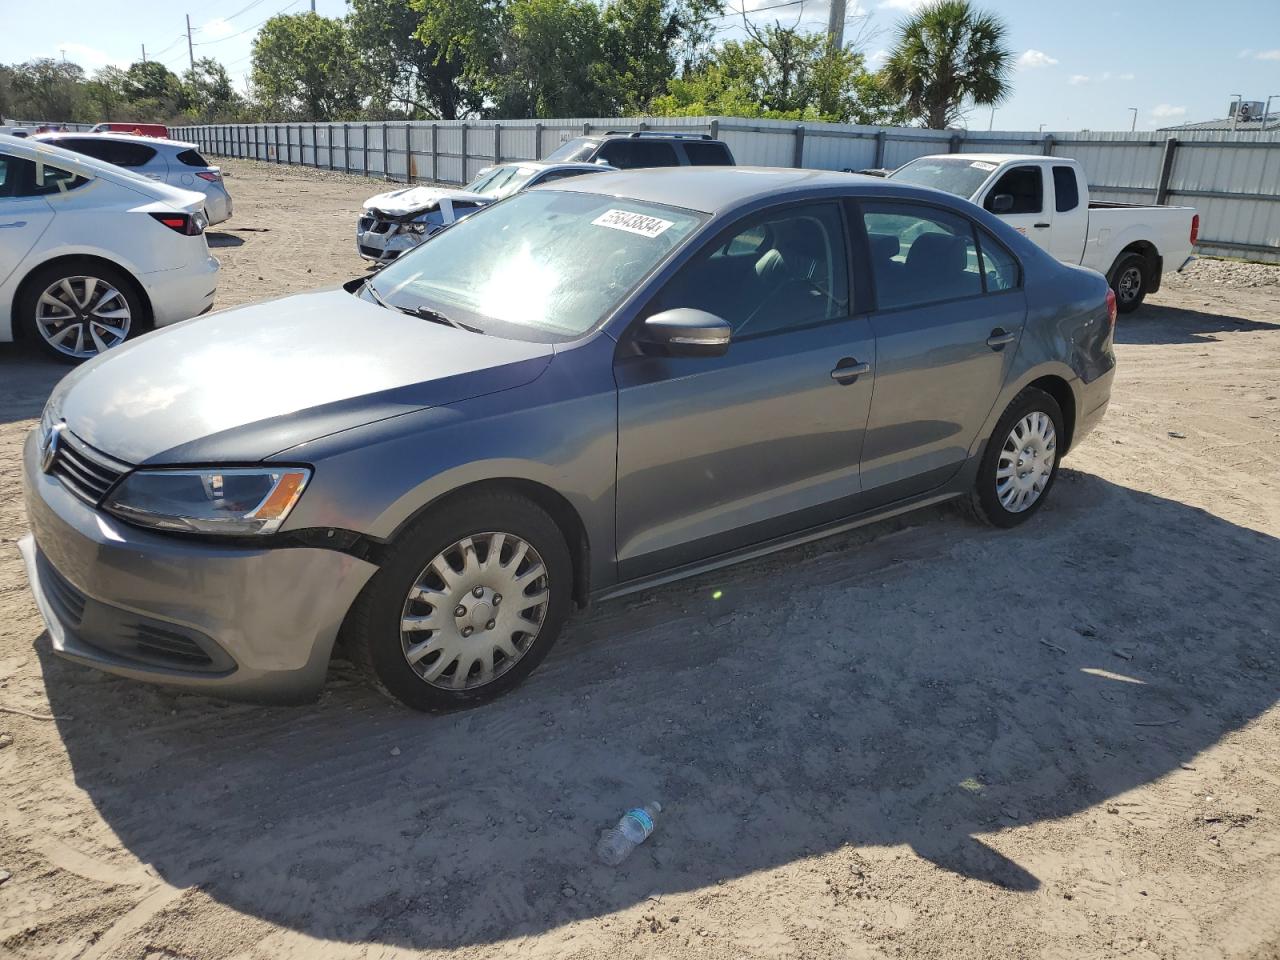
[368,190,704,341]
[466,164,540,199]
[544,137,599,163]
[888,157,999,199]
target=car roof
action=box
[0,133,201,202]
[548,165,883,214]
[35,131,199,151]
[905,153,1052,165]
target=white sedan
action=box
[0,135,219,362]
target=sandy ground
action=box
[1,159,1279,960]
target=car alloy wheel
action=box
[399,531,551,690]
[35,275,132,359]
[996,411,1057,513]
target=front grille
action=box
[48,430,130,506]
[360,243,398,260]
[131,623,215,667]
[358,215,373,231]
[37,553,87,627]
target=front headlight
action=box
[103,467,311,535]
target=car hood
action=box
[362,185,491,216]
[49,287,553,465]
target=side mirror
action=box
[638,308,731,358]
[989,193,1015,214]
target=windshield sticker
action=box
[970,160,997,171]
[592,209,674,238]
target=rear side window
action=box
[597,139,680,169]
[176,148,210,167]
[684,141,733,166]
[985,165,1042,214]
[1052,165,1079,212]
[60,138,156,168]
[0,154,20,197]
[28,160,89,196]
[862,202,983,310]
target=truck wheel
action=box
[1109,253,1148,314]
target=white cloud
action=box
[1117,72,1135,80]
[1068,74,1090,86]
[50,42,129,70]
[1256,49,1280,60]
[199,17,236,40]
[1150,104,1187,119]
[1017,49,1059,69]
[879,0,928,10]
[867,48,890,68]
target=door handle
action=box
[1033,222,1050,228]
[0,221,27,229]
[986,329,1017,349]
[830,358,871,382]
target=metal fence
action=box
[171,115,1280,263]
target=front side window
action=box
[370,190,703,341]
[650,202,850,339]
[985,165,1042,214]
[0,154,21,198]
[597,140,680,169]
[1053,165,1079,212]
[863,202,983,310]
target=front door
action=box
[614,200,876,581]
[0,154,54,289]
[981,164,1051,253]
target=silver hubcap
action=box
[996,412,1057,513]
[400,532,550,690]
[1117,266,1142,302]
[35,276,131,359]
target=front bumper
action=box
[142,253,220,327]
[355,216,425,263]
[18,430,378,703]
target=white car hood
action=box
[362,185,491,216]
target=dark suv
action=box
[543,131,734,169]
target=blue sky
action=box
[3,0,1278,131]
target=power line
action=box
[708,0,809,22]
[220,0,268,23]
[194,0,302,45]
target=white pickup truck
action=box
[888,154,1198,312]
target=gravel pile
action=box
[1165,256,1280,288]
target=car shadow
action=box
[0,343,68,425]
[1117,302,1279,344]
[206,231,246,248]
[35,471,1279,950]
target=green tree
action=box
[3,59,88,121]
[182,58,241,120]
[251,12,363,120]
[410,0,504,112]
[498,0,610,116]
[880,0,1012,129]
[599,0,721,112]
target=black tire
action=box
[346,492,574,711]
[19,260,147,364]
[966,387,1065,528]
[1109,252,1148,314]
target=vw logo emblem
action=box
[40,422,65,474]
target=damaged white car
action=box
[356,160,612,263]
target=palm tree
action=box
[880,0,1013,129]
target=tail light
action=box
[149,211,207,236]
[195,170,221,183]
[1105,288,1117,330]
[1189,213,1200,245]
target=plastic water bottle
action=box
[596,801,662,865]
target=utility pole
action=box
[1127,107,1137,132]
[141,43,147,64]
[186,14,195,72]
[310,0,316,9]
[826,0,847,50]
[60,48,67,62]
[988,107,996,130]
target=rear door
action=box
[981,163,1052,252]
[0,153,55,289]
[1047,164,1088,263]
[856,200,1026,500]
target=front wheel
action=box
[346,492,574,711]
[966,387,1065,528]
[19,261,145,363]
[1109,252,1148,314]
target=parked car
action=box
[357,160,610,263]
[35,132,232,225]
[1,134,218,361]
[888,154,1198,312]
[89,122,169,138]
[544,130,735,168]
[0,125,30,138]
[20,166,1115,710]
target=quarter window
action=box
[683,141,733,166]
[985,165,1043,214]
[1052,165,1079,212]
[976,227,1021,292]
[862,202,984,309]
[652,202,850,339]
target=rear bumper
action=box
[1073,363,1115,449]
[203,186,232,225]
[19,429,377,703]
[142,253,219,327]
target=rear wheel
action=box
[967,387,1064,528]
[19,261,145,363]
[347,492,573,711]
[1109,252,1148,314]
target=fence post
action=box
[534,122,543,159]
[311,123,317,166]
[494,122,501,164]
[583,121,590,135]
[638,120,649,131]
[275,124,281,162]
[404,122,412,182]
[1041,134,1055,156]
[460,122,468,183]
[431,123,438,182]
[284,124,291,163]
[328,125,335,171]
[948,133,963,153]
[792,124,805,168]
[362,123,369,176]
[381,123,389,178]
[874,130,887,168]
[343,123,350,172]
[1155,137,1179,205]
[709,118,719,140]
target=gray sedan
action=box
[20,167,1115,711]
